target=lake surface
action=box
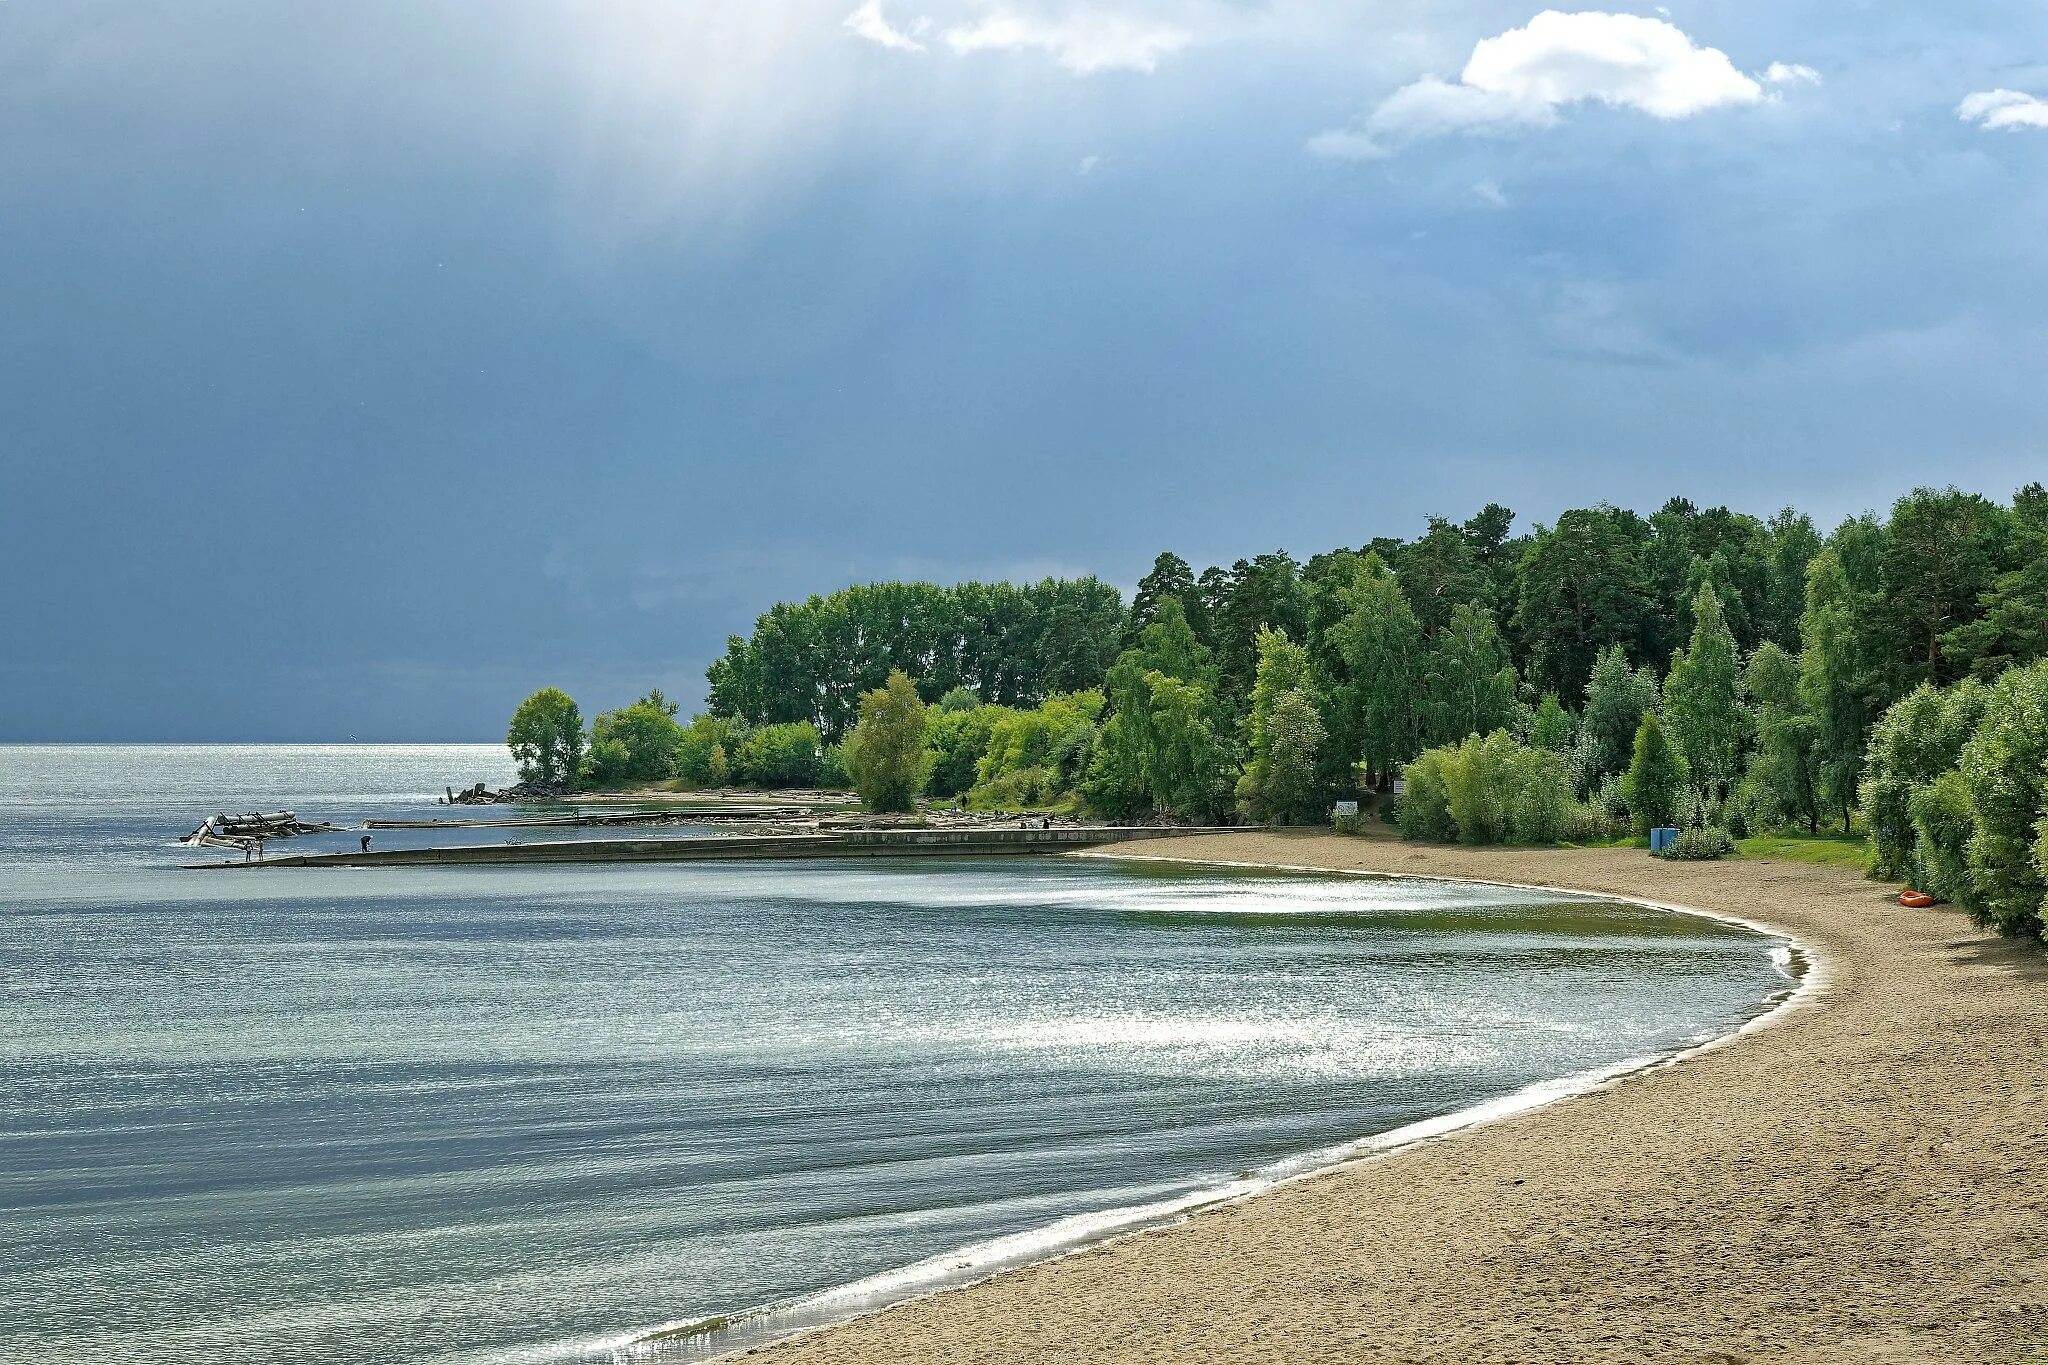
[0,745,1793,1365]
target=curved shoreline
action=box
[644,848,1811,1363]
[731,833,2048,1365]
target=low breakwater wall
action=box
[190,826,1249,870]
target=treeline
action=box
[702,579,1125,739]
[507,484,2048,934]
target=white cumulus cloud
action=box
[943,7,1193,74]
[1312,10,1772,159]
[1957,89,2048,131]
[1763,61,1820,86]
[844,0,927,52]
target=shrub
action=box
[1908,769,1974,904]
[1592,774,1630,826]
[677,714,748,787]
[1330,807,1369,835]
[1658,825,1735,860]
[1862,679,1989,880]
[965,766,1055,811]
[1397,748,1457,842]
[733,722,828,788]
[1398,731,1577,846]
[1507,745,1574,844]
[1956,660,2048,938]
[974,691,1103,809]
[584,694,683,787]
[1443,731,1516,844]
[842,670,931,814]
[924,703,1008,798]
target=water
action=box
[0,745,1794,1365]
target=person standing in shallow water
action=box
[360,834,372,854]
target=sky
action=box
[2,0,2044,740]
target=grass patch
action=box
[1735,832,1869,871]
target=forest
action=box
[508,485,2048,937]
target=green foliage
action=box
[676,714,747,787]
[979,691,1103,783]
[1397,517,1495,636]
[1658,825,1735,860]
[1206,552,1310,709]
[1744,642,1823,836]
[1881,486,2014,687]
[1328,553,1424,784]
[1397,749,1457,842]
[1762,508,1823,652]
[1622,711,1688,834]
[1128,551,1203,647]
[1513,505,1656,703]
[1423,602,1520,747]
[842,670,931,813]
[964,766,1062,812]
[583,693,684,787]
[1909,769,1976,904]
[506,688,584,788]
[1529,693,1574,752]
[923,702,1007,798]
[1860,680,1987,880]
[705,578,1125,740]
[962,691,1102,809]
[936,686,982,713]
[503,483,2045,879]
[1089,600,1228,820]
[1235,628,1328,823]
[1956,660,2048,938]
[1399,731,1577,845]
[1664,583,1744,799]
[732,722,828,789]
[1582,645,1660,783]
[1799,548,1869,832]
[1240,687,1326,824]
[1943,484,2048,679]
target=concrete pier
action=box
[187,826,1251,870]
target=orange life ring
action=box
[1898,890,1936,908]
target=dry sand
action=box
[743,832,2048,1365]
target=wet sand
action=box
[743,832,2048,1365]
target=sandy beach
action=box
[744,832,2048,1365]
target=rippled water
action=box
[0,745,1791,1365]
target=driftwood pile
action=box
[445,781,569,805]
[182,811,342,849]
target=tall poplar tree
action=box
[1236,627,1331,822]
[1664,583,1744,800]
[1328,554,1424,786]
[1424,602,1520,747]
[1744,642,1822,835]
[1799,548,1869,833]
